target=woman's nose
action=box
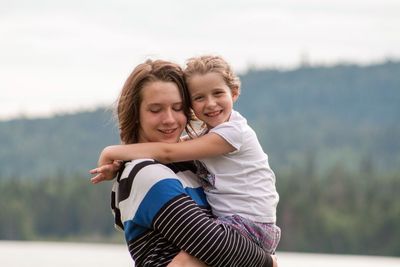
[162,109,176,124]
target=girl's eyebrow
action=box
[190,92,202,97]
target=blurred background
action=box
[1,0,399,264]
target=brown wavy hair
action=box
[116,59,193,144]
[184,55,241,94]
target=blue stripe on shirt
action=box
[185,186,209,208]
[123,178,209,242]
[124,178,185,241]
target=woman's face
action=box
[138,81,187,144]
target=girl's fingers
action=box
[89,168,99,174]
[113,161,122,168]
[90,173,103,184]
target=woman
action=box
[90,59,277,267]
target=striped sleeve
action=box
[152,194,273,267]
[113,159,189,240]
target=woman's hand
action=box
[271,254,278,267]
[89,160,122,184]
[167,251,208,267]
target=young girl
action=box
[91,55,280,254]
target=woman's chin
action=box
[158,135,180,144]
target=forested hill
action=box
[0,109,120,179]
[1,60,399,180]
[237,60,400,172]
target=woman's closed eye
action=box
[149,108,162,113]
[173,104,183,111]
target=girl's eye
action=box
[149,109,161,113]
[193,96,204,101]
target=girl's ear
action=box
[231,87,240,102]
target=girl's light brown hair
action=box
[116,59,193,144]
[184,55,241,94]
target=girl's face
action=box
[138,81,187,143]
[188,72,239,129]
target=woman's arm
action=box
[168,251,208,267]
[168,252,278,267]
[99,132,235,165]
[150,194,273,267]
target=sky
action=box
[1,0,399,119]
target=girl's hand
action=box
[98,146,115,167]
[89,160,122,184]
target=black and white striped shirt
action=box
[111,159,273,267]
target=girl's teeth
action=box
[208,111,220,117]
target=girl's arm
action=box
[99,133,235,165]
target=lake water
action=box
[1,241,399,267]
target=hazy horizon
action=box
[0,58,397,122]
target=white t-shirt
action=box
[200,110,279,223]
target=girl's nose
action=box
[206,96,217,107]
